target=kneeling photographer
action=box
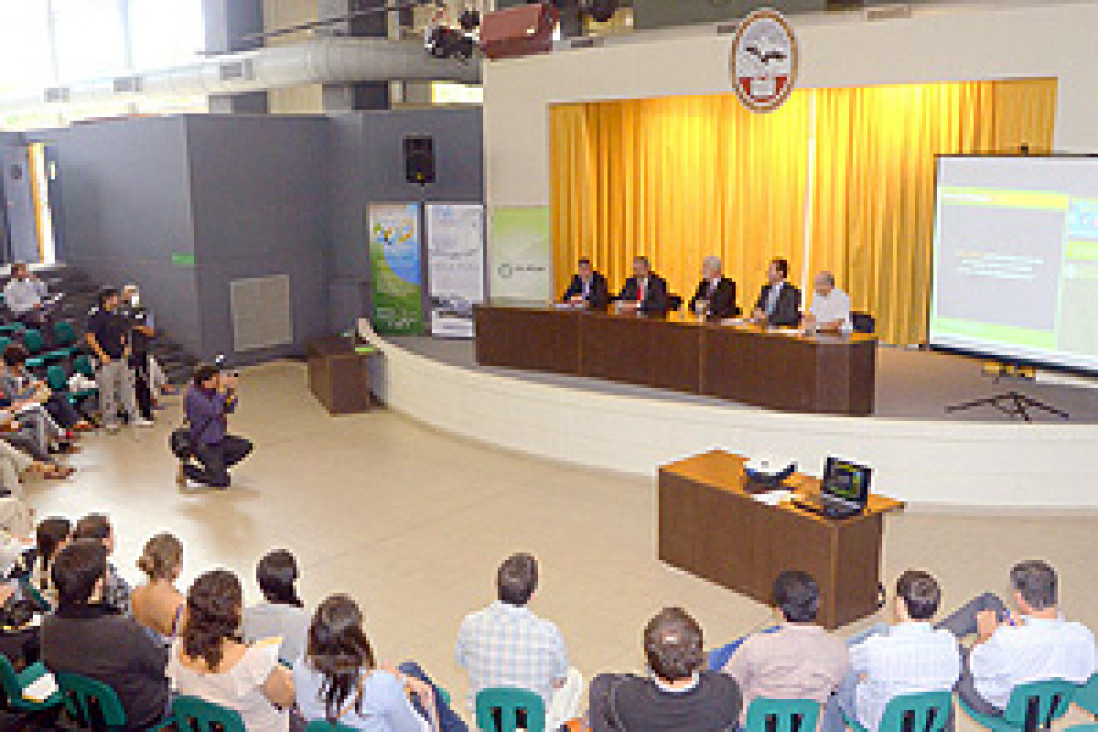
[176,362,252,489]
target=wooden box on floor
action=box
[658,451,903,629]
[306,336,373,415]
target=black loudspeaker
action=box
[404,136,435,185]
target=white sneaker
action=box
[134,419,154,428]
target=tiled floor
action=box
[25,360,1098,727]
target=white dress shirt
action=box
[970,616,1096,710]
[852,622,961,731]
[765,281,784,315]
[809,288,852,330]
[3,278,46,315]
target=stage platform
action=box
[390,336,1098,423]
[362,322,1098,510]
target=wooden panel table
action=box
[580,311,705,393]
[703,326,877,415]
[659,450,903,629]
[306,336,374,415]
[474,305,582,375]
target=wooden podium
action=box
[306,336,373,415]
[658,451,903,629]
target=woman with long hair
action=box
[32,517,71,607]
[241,549,309,665]
[131,533,185,643]
[295,594,460,732]
[167,569,296,731]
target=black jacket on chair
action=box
[754,282,802,327]
[688,278,740,318]
[561,272,610,309]
[618,274,670,313]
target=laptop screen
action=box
[823,457,872,505]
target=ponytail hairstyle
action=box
[36,517,72,583]
[136,533,183,582]
[182,570,242,670]
[256,549,304,608]
[306,594,376,723]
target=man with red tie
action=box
[617,255,669,313]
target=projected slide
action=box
[930,157,1098,373]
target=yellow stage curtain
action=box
[810,79,1057,344]
[551,94,811,313]
[551,78,1057,344]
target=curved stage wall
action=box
[361,322,1097,511]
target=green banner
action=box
[369,203,424,335]
[489,206,553,302]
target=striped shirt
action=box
[852,622,961,731]
[455,601,568,709]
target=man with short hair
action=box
[822,570,961,732]
[752,257,802,327]
[805,271,852,334]
[688,256,739,318]
[41,539,171,731]
[617,255,669,313]
[73,513,131,614]
[936,560,1095,718]
[722,571,848,720]
[3,262,51,326]
[456,553,582,727]
[589,607,742,731]
[561,257,610,309]
[86,287,149,432]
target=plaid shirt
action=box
[101,562,132,614]
[455,601,568,708]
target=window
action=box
[0,2,53,93]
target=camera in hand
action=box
[213,354,240,379]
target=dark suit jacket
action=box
[618,274,669,313]
[561,272,610,309]
[754,282,802,327]
[688,278,740,318]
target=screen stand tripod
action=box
[945,362,1070,422]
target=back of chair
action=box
[172,694,246,732]
[21,329,45,355]
[56,671,127,729]
[305,722,357,732]
[74,354,95,378]
[667,294,684,312]
[475,686,547,732]
[46,363,67,392]
[1075,674,1098,717]
[744,697,820,732]
[0,653,22,704]
[851,311,876,334]
[54,320,76,347]
[878,690,953,732]
[1001,679,1076,730]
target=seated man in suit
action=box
[560,257,609,309]
[617,255,669,313]
[752,257,802,327]
[804,271,852,334]
[688,256,739,319]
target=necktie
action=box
[767,284,781,315]
[639,279,646,303]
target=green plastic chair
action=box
[53,320,77,348]
[475,686,546,732]
[46,363,68,392]
[74,353,95,379]
[745,697,820,732]
[306,722,357,732]
[960,678,1076,731]
[56,671,128,729]
[1076,674,1098,718]
[0,337,9,354]
[0,653,63,713]
[21,329,45,355]
[0,324,23,336]
[172,694,246,732]
[843,690,953,732]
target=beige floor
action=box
[24,360,1098,727]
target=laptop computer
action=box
[792,457,872,519]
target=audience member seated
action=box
[561,257,610,310]
[688,256,739,319]
[3,343,93,433]
[935,560,1095,720]
[0,435,58,497]
[804,271,852,335]
[31,516,71,607]
[752,257,802,327]
[721,571,848,721]
[73,513,132,613]
[616,255,669,313]
[456,553,582,728]
[823,570,961,732]
[0,578,44,668]
[589,607,742,731]
[0,353,75,476]
[168,569,297,731]
[295,593,467,731]
[131,533,185,644]
[41,539,171,731]
[4,262,52,327]
[242,549,310,666]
